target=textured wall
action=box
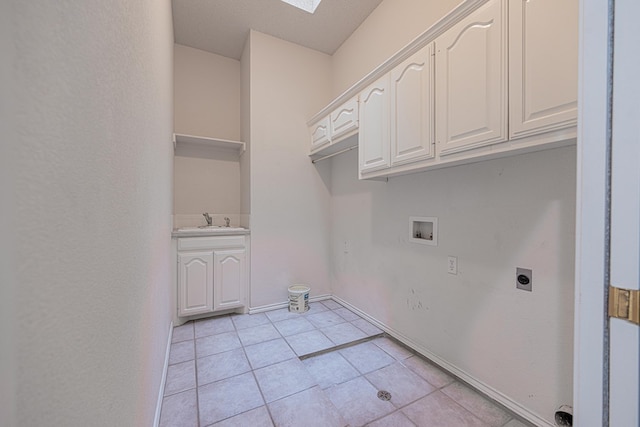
[8,0,174,425]
[331,147,575,423]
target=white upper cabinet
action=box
[330,97,359,141]
[359,75,391,174]
[310,117,331,151]
[435,0,507,156]
[509,0,578,138]
[390,43,436,167]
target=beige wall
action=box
[174,44,241,140]
[331,0,460,97]
[7,0,174,425]
[173,44,243,221]
[240,36,252,223]
[247,31,333,307]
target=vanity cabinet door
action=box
[178,251,214,316]
[435,0,507,156]
[213,249,246,311]
[390,43,435,166]
[359,75,391,174]
[509,0,578,139]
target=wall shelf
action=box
[173,133,246,155]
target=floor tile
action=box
[328,376,395,426]
[164,360,196,396]
[285,330,334,356]
[273,316,316,337]
[340,342,395,374]
[302,351,360,389]
[198,372,264,426]
[237,323,281,346]
[195,315,235,338]
[321,300,343,310]
[503,419,531,427]
[231,312,270,330]
[254,358,316,403]
[197,348,251,386]
[172,322,194,343]
[373,337,414,360]
[305,302,329,314]
[210,406,274,427]
[401,356,454,389]
[196,331,242,358]
[321,322,367,346]
[159,389,198,427]
[351,318,384,337]
[244,338,297,369]
[265,308,301,322]
[169,340,195,365]
[306,310,346,329]
[441,382,511,426]
[366,411,416,427]
[402,391,487,427]
[334,307,361,321]
[269,386,346,427]
[365,362,436,408]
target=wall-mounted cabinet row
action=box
[309,0,578,179]
[177,235,248,317]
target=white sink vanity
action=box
[171,227,250,322]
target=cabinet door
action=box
[310,117,330,152]
[391,43,435,166]
[178,251,213,317]
[435,0,507,156]
[509,0,578,138]
[330,97,359,141]
[359,75,391,174]
[213,249,246,311]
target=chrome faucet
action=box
[224,217,230,227]
[203,212,213,226]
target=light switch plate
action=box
[516,267,532,291]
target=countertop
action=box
[171,227,250,238]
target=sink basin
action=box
[178,226,245,232]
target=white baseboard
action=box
[248,294,331,314]
[330,296,553,427]
[154,321,173,427]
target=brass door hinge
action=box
[609,286,640,325]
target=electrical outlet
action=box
[343,240,350,254]
[447,256,458,275]
[516,267,532,291]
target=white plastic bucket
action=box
[288,285,310,313]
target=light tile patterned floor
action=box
[160,300,533,427]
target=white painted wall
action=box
[331,0,460,97]
[174,44,241,140]
[173,45,242,224]
[331,147,575,423]
[247,31,333,307]
[240,36,252,226]
[7,1,174,425]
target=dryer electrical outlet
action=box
[516,268,532,292]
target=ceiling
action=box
[172,0,384,60]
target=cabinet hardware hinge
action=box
[609,285,640,326]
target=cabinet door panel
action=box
[330,98,359,141]
[391,44,435,166]
[359,75,391,174]
[509,0,578,138]
[178,251,213,316]
[213,249,245,311]
[436,0,507,156]
[310,117,330,151]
